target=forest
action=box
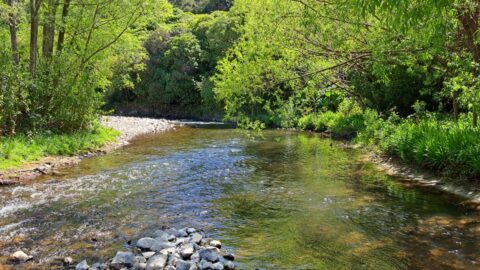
[1,0,480,177]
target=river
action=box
[0,125,479,269]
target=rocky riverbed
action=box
[7,227,237,270]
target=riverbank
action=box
[0,116,177,184]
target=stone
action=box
[180,243,195,259]
[190,251,200,263]
[199,260,214,270]
[75,260,89,270]
[190,233,203,244]
[111,251,136,269]
[142,252,156,259]
[186,228,197,234]
[135,262,147,270]
[136,256,147,264]
[151,241,175,252]
[223,253,235,261]
[167,252,181,266]
[175,237,189,246]
[176,260,194,270]
[223,261,235,270]
[165,266,175,270]
[159,247,176,255]
[146,254,168,270]
[199,248,219,263]
[212,262,224,270]
[210,240,222,248]
[176,228,188,237]
[91,262,107,270]
[63,257,73,265]
[9,251,33,263]
[136,237,157,250]
[189,264,199,270]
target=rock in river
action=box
[111,251,136,269]
[199,248,220,263]
[136,237,157,250]
[75,260,89,270]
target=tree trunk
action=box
[453,90,460,119]
[56,0,71,52]
[29,0,42,76]
[42,0,58,58]
[4,0,19,65]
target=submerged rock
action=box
[75,260,89,270]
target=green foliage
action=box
[168,0,232,13]
[0,126,119,170]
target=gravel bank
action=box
[0,116,178,184]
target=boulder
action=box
[190,233,203,244]
[210,240,222,248]
[176,260,194,270]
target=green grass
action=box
[0,126,120,171]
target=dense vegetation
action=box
[2,0,480,177]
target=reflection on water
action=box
[0,127,479,269]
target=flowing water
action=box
[0,125,479,269]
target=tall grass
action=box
[295,103,480,177]
[0,127,119,170]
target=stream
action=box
[0,125,479,269]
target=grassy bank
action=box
[0,126,119,171]
[295,102,480,178]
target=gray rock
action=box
[212,262,224,270]
[9,250,33,263]
[165,266,175,270]
[136,255,147,264]
[134,262,147,270]
[159,247,176,255]
[199,260,214,270]
[223,261,235,270]
[210,240,222,248]
[175,237,189,246]
[186,228,196,234]
[165,228,178,236]
[137,237,157,250]
[176,260,193,270]
[180,243,195,259]
[189,264,199,270]
[142,252,156,259]
[190,233,203,244]
[199,248,219,263]
[75,260,89,270]
[167,252,181,266]
[111,251,136,269]
[176,228,188,237]
[151,241,175,252]
[191,251,200,263]
[146,254,168,270]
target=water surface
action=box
[0,126,479,269]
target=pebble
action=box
[9,250,33,263]
[199,248,220,263]
[137,237,157,250]
[111,251,136,269]
[146,254,168,270]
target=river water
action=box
[0,125,479,269]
